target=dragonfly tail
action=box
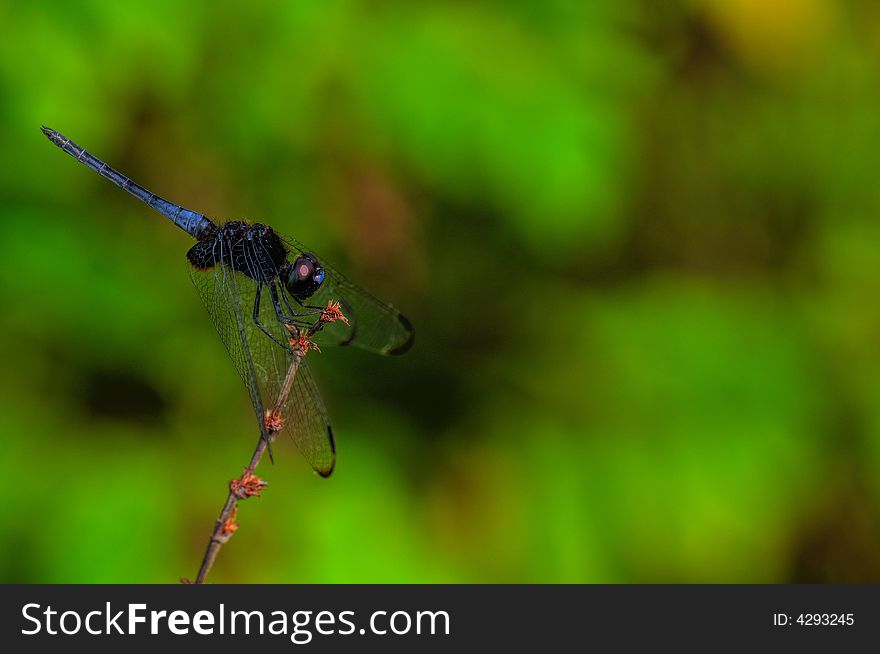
[40,126,216,239]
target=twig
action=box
[192,434,271,584]
[191,352,302,584]
[190,302,345,584]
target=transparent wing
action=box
[187,252,336,477]
[281,235,415,356]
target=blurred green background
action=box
[2,0,880,583]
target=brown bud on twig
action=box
[230,469,269,499]
[264,408,285,435]
[321,300,350,325]
[217,507,239,543]
[289,332,320,355]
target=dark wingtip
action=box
[328,424,336,454]
[316,425,336,478]
[40,125,52,136]
[387,312,415,356]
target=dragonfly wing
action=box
[281,235,415,356]
[278,357,335,477]
[187,255,336,476]
[187,257,267,434]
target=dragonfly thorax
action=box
[186,220,289,283]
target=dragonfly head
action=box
[284,252,325,302]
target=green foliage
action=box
[1,0,879,582]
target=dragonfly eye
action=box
[286,253,324,301]
[295,258,314,281]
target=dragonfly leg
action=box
[251,281,292,350]
[270,282,331,338]
[277,279,304,317]
[295,295,353,319]
[280,288,324,318]
[291,297,329,312]
[268,280,316,327]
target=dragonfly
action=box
[41,126,413,477]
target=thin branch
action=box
[189,302,344,584]
[192,433,271,584]
[192,352,302,585]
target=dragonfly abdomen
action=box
[41,127,214,239]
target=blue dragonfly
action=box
[41,127,414,477]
